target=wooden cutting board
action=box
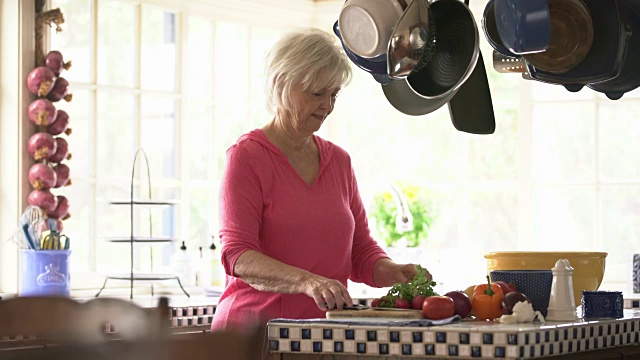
[326,308,424,319]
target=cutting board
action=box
[326,308,424,319]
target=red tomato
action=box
[422,296,456,320]
[370,298,383,308]
[395,298,411,309]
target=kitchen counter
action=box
[266,309,640,359]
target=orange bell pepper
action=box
[472,275,504,321]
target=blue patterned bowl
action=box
[489,270,553,317]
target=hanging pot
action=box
[494,0,552,55]
[333,21,393,84]
[387,0,437,79]
[382,0,479,116]
[587,0,640,100]
[482,0,519,57]
[521,0,594,74]
[525,0,628,93]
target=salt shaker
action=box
[546,259,578,321]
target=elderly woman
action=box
[211,27,431,331]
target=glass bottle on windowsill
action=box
[209,240,224,287]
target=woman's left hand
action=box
[373,258,432,287]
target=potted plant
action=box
[369,182,437,248]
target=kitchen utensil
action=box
[447,51,495,134]
[495,0,551,55]
[41,232,69,250]
[333,21,392,84]
[492,50,526,73]
[588,0,640,100]
[522,0,593,74]
[387,0,437,79]
[20,206,45,250]
[485,251,607,307]
[338,0,406,58]
[482,0,518,57]
[382,0,479,115]
[526,0,628,92]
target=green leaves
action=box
[378,265,438,307]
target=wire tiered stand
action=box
[95,148,189,299]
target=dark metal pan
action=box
[522,0,594,74]
[526,0,628,93]
[382,0,479,115]
[588,0,640,100]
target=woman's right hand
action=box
[302,274,353,311]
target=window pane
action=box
[599,102,640,181]
[186,100,213,180]
[95,185,176,276]
[468,107,518,181]
[141,6,177,91]
[140,97,177,179]
[534,187,596,249]
[600,186,640,283]
[96,183,134,275]
[97,0,136,87]
[468,190,518,249]
[186,17,213,100]
[214,22,250,169]
[55,181,92,273]
[96,91,136,178]
[50,0,91,82]
[249,26,282,116]
[52,89,93,178]
[330,69,463,185]
[532,102,595,182]
[188,186,214,247]
[215,22,249,111]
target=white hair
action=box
[265,27,352,116]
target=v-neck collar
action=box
[254,129,330,188]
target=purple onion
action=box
[48,195,70,219]
[27,189,58,214]
[48,137,71,163]
[53,163,70,188]
[46,77,72,102]
[28,163,57,190]
[45,50,72,76]
[47,109,71,135]
[27,66,56,97]
[28,99,57,126]
[27,132,57,161]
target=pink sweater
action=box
[211,129,388,331]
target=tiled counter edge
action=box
[267,309,640,359]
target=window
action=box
[46,0,304,292]
[7,0,634,295]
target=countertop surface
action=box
[267,309,640,359]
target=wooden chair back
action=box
[0,296,263,360]
[0,296,166,344]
